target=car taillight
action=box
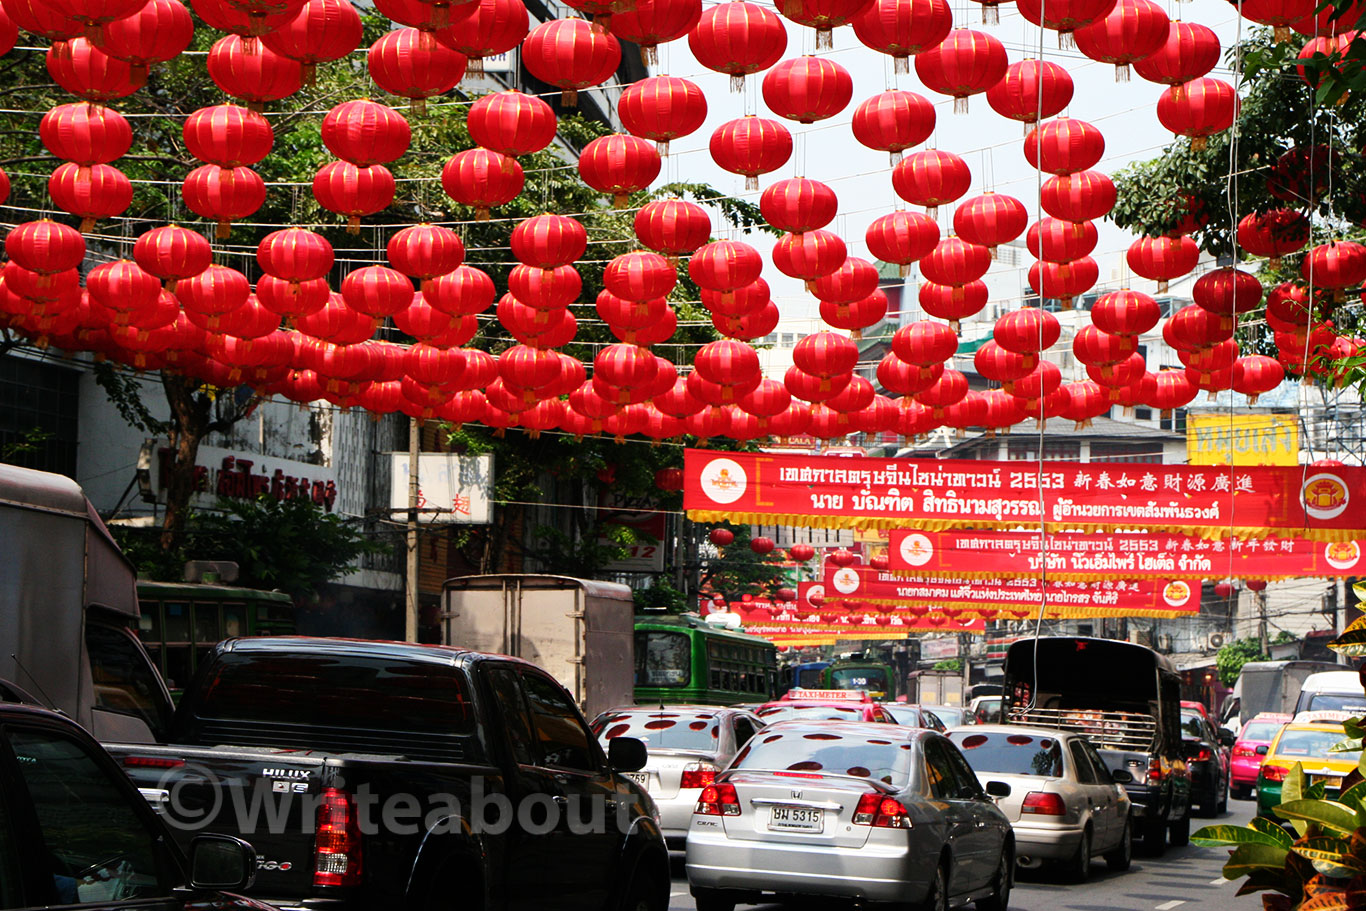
[853,793,912,828]
[1261,764,1289,783]
[314,788,363,887]
[1232,745,1254,757]
[680,764,717,790]
[1146,758,1164,785]
[1192,747,1213,763]
[695,783,740,816]
[122,756,185,769]
[1021,791,1067,816]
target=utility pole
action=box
[1258,589,1268,658]
[405,417,420,643]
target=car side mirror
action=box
[985,780,1011,798]
[1256,745,1269,756]
[608,736,648,773]
[189,834,257,892]
[1111,769,1134,784]
[1218,730,1236,748]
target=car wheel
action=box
[692,889,736,911]
[1103,815,1132,872]
[1140,813,1166,856]
[976,847,1012,911]
[1169,812,1191,847]
[1063,827,1091,883]
[621,868,665,911]
[1217,781,1228,815]
[920,864,949,911]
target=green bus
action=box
[821,659,898,700]
[634,614,778,706]
[135,581,295,693]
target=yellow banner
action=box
[1187,413,1299,466]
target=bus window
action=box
[636,630,691,686]
[223,603,245,638]
[796,666,825,688]
[194,603,220,647]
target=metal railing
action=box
[1006,706,1157,751]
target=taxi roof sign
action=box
[781,688,872,702]
[1293,710,1356,725]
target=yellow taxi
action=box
[1256,710,1361,819]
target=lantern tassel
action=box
[1115,63,1130,82]
[851,329,862,340]
[983,3,999,23]
[301,62,317,86]
[347,216,361,234]
[894,55,909,74]
[899,263,910,277]
[925,204,939,219]
[561,88,578,106]
[79,217,96,232]
[475,206,491,221]
[745,175,759,191]
[468,56,485,77]
[216,220,231,239]
[1249,393,1260,405]
[1158,279,1169,293]
[1191,136,1208,151]
[639,45,658,66]
[412,97,427,116]
[730,74,745,92]
[953,96,969,114]
[949,319,960,333]
[656,139,670,156]
[248,100,265,114]
[1274,25,1291,41]
[816,27,833,48]
[1059,30,1076,49]
[612,192,628,208]
[889,150,903,165]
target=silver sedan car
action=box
[591,706,763,852]
[948,725,1134,881]
[686,721,1015,911]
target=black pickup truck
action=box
[105,636,669,911]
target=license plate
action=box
[769,806,823,832]
[624,772,650,788]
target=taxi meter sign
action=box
[780,688,872,702]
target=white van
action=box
[1292,671,1366,716]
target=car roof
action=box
[1248,712,1293,723]
[751,719,920,740]
[596,705,743,717]
[1300,671,1362,691]
[947,723,1073,741]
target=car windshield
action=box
[636,631,691,687]
[949,731,1064,777]
[756,705,865,724]
[732,728,914,786]
[1276,728,1361,760]
[829,667,889,691]
[1242,722,1284,742]
[1181,712,1208,740]
[931,707,966,726]
[795,666,826,688]
[1306,693,1366,714]
[592,710,720,751]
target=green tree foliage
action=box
[114,496,385,602]
[1217,636,1270,686]
[699,524,789,603]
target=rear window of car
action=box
[1242,722,1283,742]
[1306,693,1366,714]
[1181,712,1209,740]
[948,731,1063,777]
[592,711,720,751]
[756,705,864,723]
[1276,728,1361,760]
[732,729,914,786]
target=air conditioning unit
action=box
[1205,632,1227,650]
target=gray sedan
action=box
[591,706,763,853]
[686,721,1015,911]
[948,725,1134,881]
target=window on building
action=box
[1007,440,1080,461]
[781,333,796,347]
[762,333,777,345]
[0,358,79,477]
[1090,442,1164,464]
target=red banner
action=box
[887,529,1366,580]
[823,564,1202,618]
[703,599,986,637]
[684,450,1366,539]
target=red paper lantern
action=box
[6,220,87,276]
[86,259,161,323]
[1265,282,1314,328]
[1237,210,1310,267]
[811,256,879,304]
[738,377,792,417]
[603,251,675,302]
[1302,241,1366,294]
[368,27,466,115]
[701,277,769,317]
[466,90,557,157]
[1193,267,1263,316]
[1147,369,1197,413]
[433,0,527,75]
[440,148,523,221]
[176,264,251,326]
[93,0,194,76]
[313,160,395,233]
[777,0,877,47]
[617,76,707,154]
[1164,305,1233,350]
[1015,0,1118,39]
[321,99,411,167]
[921,237,991,286]
[760,178,838,234]
[866,211,940,275]
[688,0,787,91]
[1133,21,1221,85]
[1029,257,1099,307]
[47,38,145,101]
[207,35,304,110]
[292,293,377,344]
[851,90,935,165]
[789,544,816,561]
[793,331,858,378]
[762,56,854,124]
[39,103,131,166]
[1024,117,1105,175]
[260,0,364,84]
[1026,218,1098,263]
[1231,355,1285,404]
[522,17,621,107]
[1091,290,1160,336]
[634,199,711,257]
[995,307,1061,354]
[695,339,761,389]
[1040,170,1116,221]
[689,240,764,293]
[1073,325,1137,369]
[879,357,942,394]
[919,281,987,329]
[1059,381,1109,428]
[49,162,132,232]
[1157,77,1238,150]
[917,369,969,415]
[183,104,274,168]
[914,28,1008,114]
[1126,235,1199,292]
[709,527,735,546]
[388,224,464,286]
[342,265,415,318]
[506,264,581,310]
[852,0,951,66]
[192,0,298,35]
[772,230,847,285]
[975,340,1037,381]
[712,301,777,341]
[5,0,82,40]
[511,214,588,269]
[609,0,701,65]
[821,290,887,332]
[1073,0,1169,80]
[986,59,1073,124]
[709,116,793,190]
[257,227,334,284]
[953,193,1028,256]
[829,375,875,413]
[893,320,957,365]
[578,134,661,207]
[892,148,970,217]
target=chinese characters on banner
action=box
[887,529,1366,580]
[823,563,1201,619]
[683,450,1366,538]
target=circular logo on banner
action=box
[1162,580,1192,608]
[832,568,861,595]
[1302,473,1350,520]
[699,458,747,504]
[803,583,825,609]
[898,533,934,567]
[1325,540,1362,571]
